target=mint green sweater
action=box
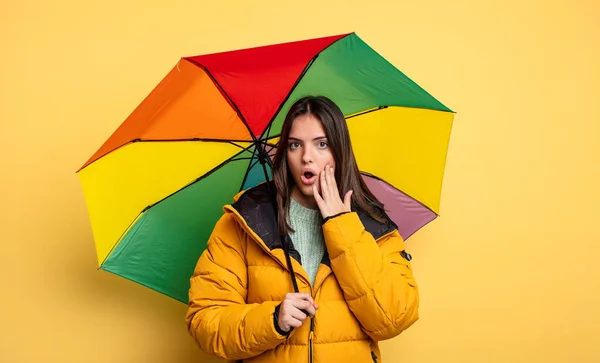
[288,198,325,285]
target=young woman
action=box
[185,96,419,363]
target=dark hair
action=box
[271,95,386,236]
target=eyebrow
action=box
[288,136,327,141]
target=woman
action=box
[185,96,419,363]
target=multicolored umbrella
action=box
[76,32,454,303]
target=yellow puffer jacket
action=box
[185,182,419,363]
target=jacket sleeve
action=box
[322,212,420,341]
[185,213,287,360]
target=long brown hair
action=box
[271,95,386,236]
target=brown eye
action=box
[289,142,300,150]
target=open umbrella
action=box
[76,32,454,303]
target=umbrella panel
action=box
[265,33,451,140]
[78,140,247,267]
[346,106,454,215]
[101,148,255,303]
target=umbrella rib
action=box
[99,212,143,267]
[142,145,254,211]
[228,141,248,150]
[78,138,251,173]
[230,156,255,162]
[135,138,250,151]
[134,138,252,145]
[346,106,388,119]
[262,57,316,141]
[345,104,455,118]
[264,140,278,148]
[260,33,353,141]
[238,147,258,192]
[238,138,282,192]
[248,156,262,170]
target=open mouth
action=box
[300,170,317,185]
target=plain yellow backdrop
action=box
[2,0,599,362]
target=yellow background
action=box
[2,0,599,362]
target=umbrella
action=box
[76,32,454,303]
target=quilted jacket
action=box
[185,182,419,362]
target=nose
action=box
[301,144,314,164]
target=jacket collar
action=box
[227,182,398,266]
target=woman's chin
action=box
[298,184,315,197]
[291,185,317,206]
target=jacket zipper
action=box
[308,284,318,363]
[309,325,313,363]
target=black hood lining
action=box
[230,182,398,267]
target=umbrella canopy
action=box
[76,32,454,303]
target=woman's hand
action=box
[277,293,318,332]
[313,164,353,219]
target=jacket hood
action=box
[226,181,399,266]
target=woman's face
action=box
[286,114,336,209]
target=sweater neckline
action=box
[289,197,322,223]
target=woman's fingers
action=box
[344,190,353,211]
[327,165,338,197]
[294,300,316,318]
[312,183,324,208]
[287,317,303,329]
[320,167,329,200]
[289,307,308,321]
